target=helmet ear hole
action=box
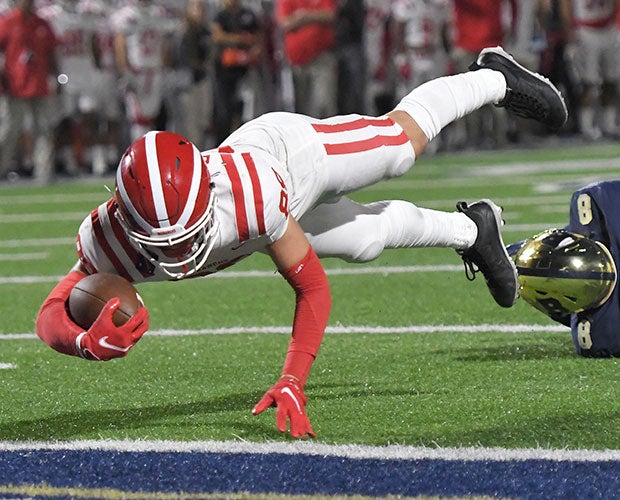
[515,229,617,319]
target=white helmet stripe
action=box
[145,131,170,228]
[177,143,202,228]
[116,166,152,233]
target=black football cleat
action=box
[469,46,568,130]
[456,199,518,308]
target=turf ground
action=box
[1,137,619,498]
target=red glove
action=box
[76,298,149,361]
[252,376,315,438]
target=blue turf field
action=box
[1,441,619,499]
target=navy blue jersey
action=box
[567,181,620,357]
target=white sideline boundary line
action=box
[0,439,617,462]
[0,323,568,340]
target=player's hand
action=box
[77,298,149,361]
[252,376,316,439]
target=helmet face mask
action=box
[515,229,617,319]
[115,131,218,280]
[115,190,219,279]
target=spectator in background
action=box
[560,0,620,141]
[537,0,580,134]
[91,1,124,175]
[392,0,451,153]
[112,0,176,142]
[275,0,337,118]
[178,0,214,147]
[363,0,395,115]
[211,0,262,145]
[335,0,366,114]
[451,0,518,149]
[40,0,103,176]
[0,0,59,184]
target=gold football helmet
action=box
[514,229,617,319]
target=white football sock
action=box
[393,69,506,141]
[378,200,477,250]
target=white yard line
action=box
[0,237,74,248]
[0,323,568,340]
[0,212,86,223]
[0,439,617,462]
[0,265,465,286]
[0,252,48,261]
[0,193,108,205]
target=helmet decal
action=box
[143,130,173,228]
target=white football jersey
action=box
[0,0,11,16]
[392,0,450,49]
[111,3,177,70]
[76,111,416,281]
[76,147,290,282]
[571,0,617,27]
[39,1,100,92]
[364,0,393,72]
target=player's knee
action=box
[346,239,384,263]
[387,157,413,178]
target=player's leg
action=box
[570,29,603,140]
[299,196,478,263]
[319,47,568,197]
[31,96,57,185]
[301,194,518,308]
[389,46,568,157]
[600,30,620,138]
[125,70,164,142]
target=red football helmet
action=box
[114,131,218,279]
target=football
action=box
[68,273,144,330]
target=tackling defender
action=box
[35,47,568,439]
[511,180,620,358]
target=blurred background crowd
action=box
[0,0,618,184]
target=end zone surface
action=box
[0,441,618,499]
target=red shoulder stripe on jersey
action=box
[311,116,394,133]
[221,152,250,241]
[91,202,133,282]
[242,152,266,235]
[323,131,409,155]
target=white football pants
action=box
[223,69,507,262]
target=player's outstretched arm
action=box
[35,262,149,361]
[252,217,331,438]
